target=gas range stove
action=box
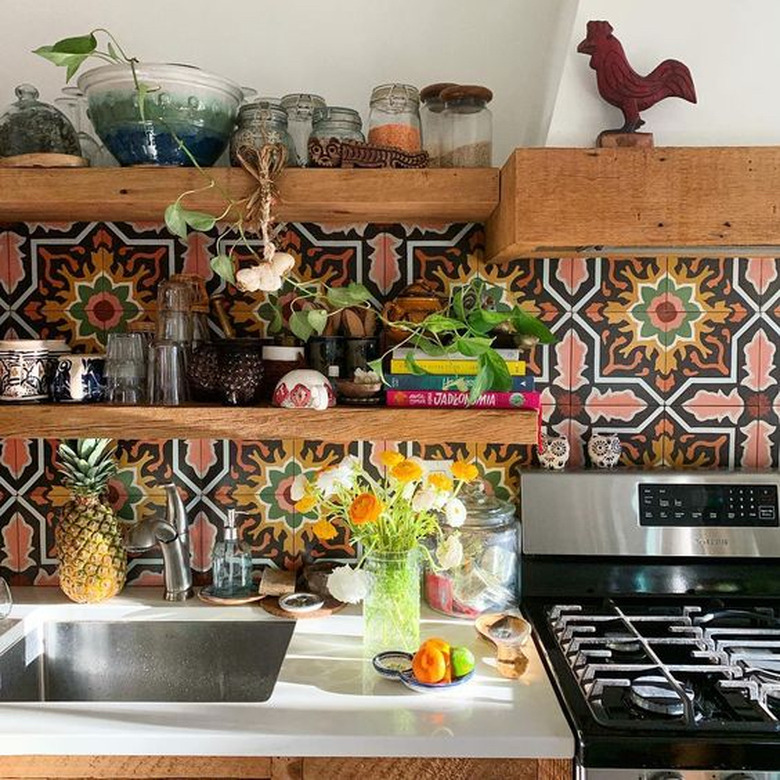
[520,472,780,780]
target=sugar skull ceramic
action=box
[273,369,336,410]
[537,433,570,471]
[52,354,105,402]
[587,433,622,469]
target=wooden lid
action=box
[440,85,493,104]
[420,82,457,103]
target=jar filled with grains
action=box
[439,85,493,168]
[310,106,365,144]
[367,83,421,152]
[419,82,455,167]
[230,100,298,167]
[280,93,326,166]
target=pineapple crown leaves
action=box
[57,438,118,496]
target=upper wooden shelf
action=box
[0,404,538,444]
[486,146,780,262]
[0,167,499,225]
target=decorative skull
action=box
[273,369,336,411]
[587,433,622,469]
[537,434,570,471]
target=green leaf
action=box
[289,311,313,342]
[64,54,90,82]
[52,34,98,55]
[368,358,386,385]
[405,353,427,375]
[107,41,118,60]
[307,309,328,335]
[164,202,188,239]
[455,336,493,356]
[468,360,493,404]
[210,254,235,285]
[421,313,466,334]
[326,283,371,308]
[268,304,283,334]
[183,209,217,232]
[410,336,447,357]
[467,308,511,335]
[453,287,467,321]
[510,306,557,344]
[481,348,512,392]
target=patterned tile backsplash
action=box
[0,219,778,585]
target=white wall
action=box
[0,0,576,163]
[547,0,780,147]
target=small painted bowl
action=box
[372,651,475,692]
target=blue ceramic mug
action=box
[52,355,105,403]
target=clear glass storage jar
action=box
[439,85,493,168]
[424,482,519,617]
[367,83,421,152]
[310,106,365,144]
[419,82,455,168]
[230,100,298,167]
[280,93,326,166]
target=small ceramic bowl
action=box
[372,651,475,692]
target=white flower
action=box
[290,474,309,502]
[235,263,283,293]
[412,487,437,512]
[401,481,416,501]
[327,565,369,604]
[432,491,449,510]
[315,456,359,496]
[270,251,296,277]
[436,533,464,570]
[444,497,466,528]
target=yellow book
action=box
[389,359,527,376]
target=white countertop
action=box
[0,588,573,759]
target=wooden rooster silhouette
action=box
[577,20,696,133]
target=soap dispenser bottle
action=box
[211,509,253,597]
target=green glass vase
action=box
[362,549,420,658]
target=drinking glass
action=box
[105,332,147,404]
[0,578,12,620]
[148,341,189,406]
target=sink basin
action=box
[0,620,294,703]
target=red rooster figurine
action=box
[577,20,696,135]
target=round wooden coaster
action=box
[0,153,89,168]
[260,595,346,619]
[197,586,265,606]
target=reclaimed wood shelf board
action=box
[0,167,499,224]
[486,146,780,262]
[0,404,539,443]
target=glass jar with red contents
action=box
[367,83,421,153]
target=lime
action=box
[450,646,475,679]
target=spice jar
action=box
[419,83,455,167]
[230,100,297,167]
[424,482,519,617]
[439,85,493,168]
[310,106,365,144]
[280,93,326,166]
[261,344,306,401]
[367,83,421,152]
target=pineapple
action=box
[55,438,126,603]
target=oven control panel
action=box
[639,483,779,527]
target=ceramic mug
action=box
[0,340,50,401]
[51,354,106,403]
[273,369,335,410]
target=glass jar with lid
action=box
[310,106,365,144]
[424,481,519,617]
[439,85,493,168]
[419,82,455,168]
[367,83,421,153]
[230,100,298,168]
[280,93,326,166]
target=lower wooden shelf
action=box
[0,404,539,443]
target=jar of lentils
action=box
[310,106,365,144]
[420,82,455,167]
[230,100,298,167]
[439,85,493,168]
[280,93,326,166]
[367,83,421,152]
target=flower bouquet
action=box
[293,452,479,656]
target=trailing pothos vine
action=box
[37,30,556,402]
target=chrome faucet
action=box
[124,483,193,601]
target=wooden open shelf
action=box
[0,167,498,224]
[486,146,780,262]
[0,404,538,443]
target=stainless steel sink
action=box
[0,620,294,703]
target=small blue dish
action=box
[372,650,475,692]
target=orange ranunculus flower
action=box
[380,450,405,468]
[390,458,423,483]
[349,492,383,525]
[428,472,454,492]
[312,517,338,540]
[295,495,317,513]
[451,459,479,482]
